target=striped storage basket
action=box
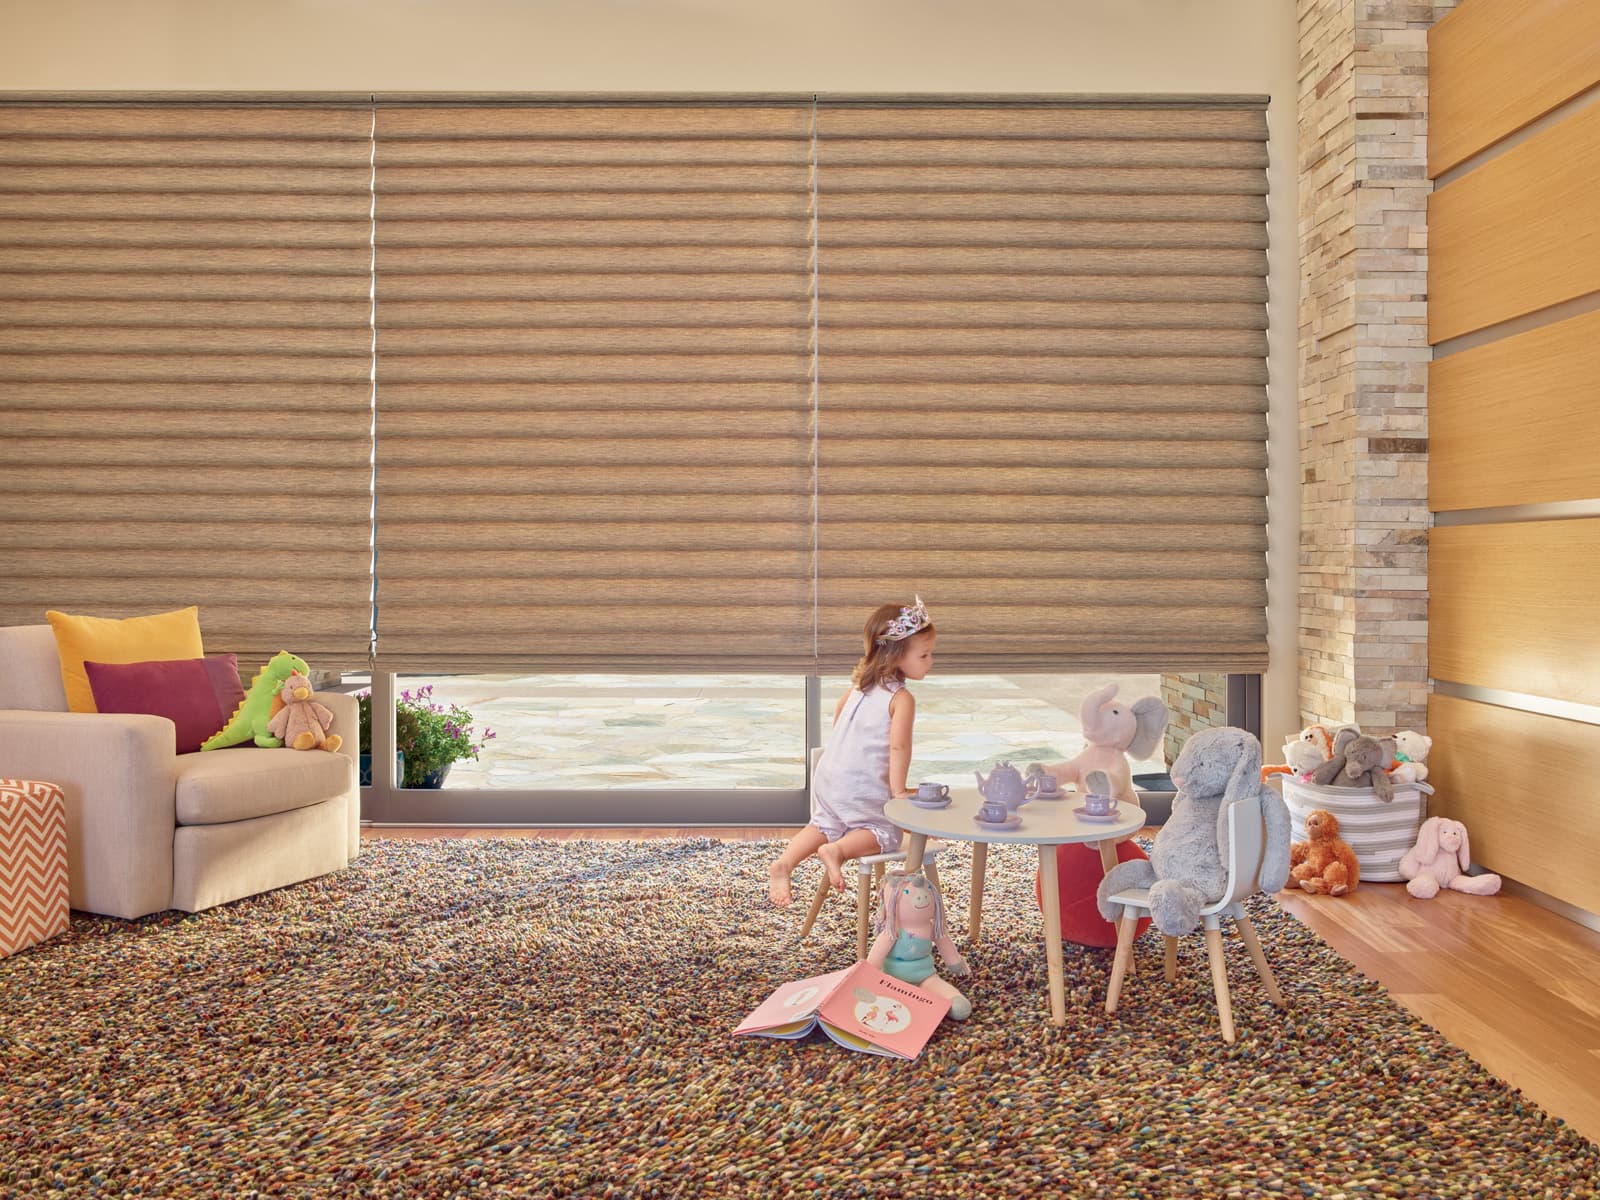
[1280,775,1432,883]
[1,778,70,958]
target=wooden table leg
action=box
[903,832,928,874]
[1038,842,1067,1026]
[968,841,988,943]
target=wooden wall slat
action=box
[1429,520,1600,706]
[1427,100,1600,343]
[1428,694,1600,915]
[1430,308,1600,511]
[1429,0,1600,177]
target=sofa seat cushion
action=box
[175,747,352,827]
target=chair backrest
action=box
[809,746,823,797]
[0,624,70,712]
[1208,790,1267,914]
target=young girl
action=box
[767,597,936,906]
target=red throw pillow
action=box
[83,655,247,755]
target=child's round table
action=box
[885,788,1146,1026]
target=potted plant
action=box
[389,685,494,788]
[355,691,404,788]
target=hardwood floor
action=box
[365,824,1600,1145]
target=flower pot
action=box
[409,762,453,790]
[358,751,404,788]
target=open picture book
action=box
[733,961,950,1059]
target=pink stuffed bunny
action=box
[1398,816,1500,899]
[1039,682,1168,807]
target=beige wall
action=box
[0,0,1301,750]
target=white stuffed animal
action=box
[1398,816,1500,899]
[1389,730,1431,784]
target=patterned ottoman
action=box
[1,778,70,957]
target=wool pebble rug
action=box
[2,838,1596,1199]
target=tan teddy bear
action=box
[265,671,343,752]
[1289,808,1360,896]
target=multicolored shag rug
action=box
[2,838,1596,1199]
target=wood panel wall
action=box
[1427,0,1600,916]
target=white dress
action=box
[810,679,903,853]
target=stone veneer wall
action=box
[1160,673,1229,765]
[1296,0,1454,737]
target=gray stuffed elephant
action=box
[1095,726,1291,937]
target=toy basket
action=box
[1279,775,1432,882]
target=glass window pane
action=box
[396,674,808,789]
[819,673,1167,786]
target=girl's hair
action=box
[850,602,935,692]
[873,870,947,941]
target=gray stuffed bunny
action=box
[1095,726,1291,937]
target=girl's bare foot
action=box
[768,860,794,906]
[816,840,848,892]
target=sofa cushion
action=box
[85,655,246,754]
[0,625,71,712]
[46,606,204,714]
[175,746,353,827]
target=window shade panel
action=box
[815,102,1269,673]
[0,105,375,670]
[373,104,817,672]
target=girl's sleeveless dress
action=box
[810,679,903,853]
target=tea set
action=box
[904,761,1123,827]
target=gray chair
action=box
[0,624,360,919]
[1102,790,1288,1043]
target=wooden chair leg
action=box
[923,857,941,896]
[969,841,988,943]
[798,871,829,940]
[1233,913,1287,1008]
[1164,935,1178,983]
[856,867,873,961]
[1105,908,1139,1014]
[1204,925,1236,1044]
[872,862,885,886]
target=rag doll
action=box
[867,870,972,1019]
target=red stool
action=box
[1036,840,1152,948]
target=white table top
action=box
[885,787,1145,845]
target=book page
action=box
[733,965,854,1037]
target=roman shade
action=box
[813,99,1270,672]
[371,100,817,672]
[0,101,376,670]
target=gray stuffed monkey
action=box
[1095,726,1291,937]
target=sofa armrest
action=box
[0,709,178,918]
[321,690,362,858]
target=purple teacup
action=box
[1082,792,1117,817]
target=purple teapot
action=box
[974,761,1030,812]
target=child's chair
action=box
[1100,790,1288,1044]
[795,748,942,960]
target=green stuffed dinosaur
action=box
[201,651,309,751]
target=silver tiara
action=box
[876,596,931,644]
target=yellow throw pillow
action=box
[46,606,205,714]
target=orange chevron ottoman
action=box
[0,779,70,958]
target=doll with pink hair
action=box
[867,870,972,1020]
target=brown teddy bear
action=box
[1289,808,1360,896]
[266,671,343,752]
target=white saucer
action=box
[909,796,952,809]
[1073,806,1121,822]
[973,813,1023,831]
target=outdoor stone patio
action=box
[395,673,1168,790]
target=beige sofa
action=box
[0,624,360,919]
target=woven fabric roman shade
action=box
[813,100,1270,672]
[0,102,376,670]
[372,101,816,672]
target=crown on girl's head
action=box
[876,596,931,644]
